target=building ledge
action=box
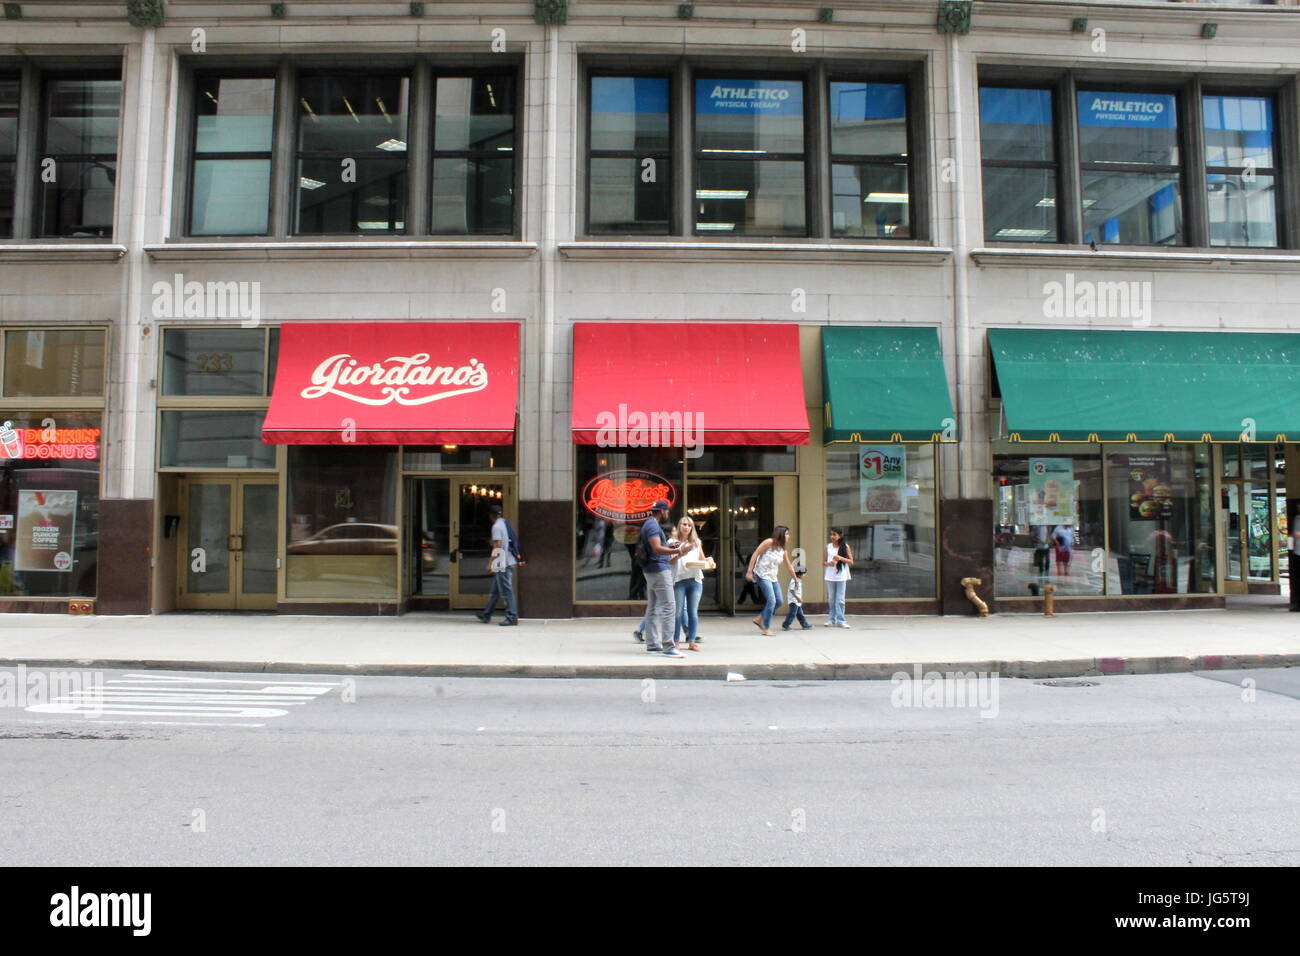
[144,241,539,262]
[971,246,1300,272]
[0,244,126,263]
[559,241,953,265]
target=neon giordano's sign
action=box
[301,353,489,406]
[582,470,676,522]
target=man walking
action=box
[640,499,684,658]
[477,504,518,626]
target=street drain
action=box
[1035,679,1100,688]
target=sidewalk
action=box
[0,605,1296,680]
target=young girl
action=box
[746,525,798,636]
[824,527,854,628]
[670,516,711,652]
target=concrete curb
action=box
[0,653,1292,680]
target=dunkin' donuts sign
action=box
[583,470,676,522]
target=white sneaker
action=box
[838,622,852,629]
[822,621,834,627]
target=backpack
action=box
[503,518,524,565]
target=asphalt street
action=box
[1,667,1297,866]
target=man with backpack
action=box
[639,499,684,658]
[477,504,520,626]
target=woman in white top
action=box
[746,525,798,636]
[824,527,854,628]
[669,516,711,652]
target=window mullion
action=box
[12,63,40,240]
[1184,78,1208,248]
[1059,73,1082,245]
[812,62,830,239]
[675,60,691,237]
[406,61,432,236]
[270,59,295,238]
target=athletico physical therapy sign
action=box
[696,79,803,115]
[262,322,520,445]
[1077,91,1177,129]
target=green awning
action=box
[822,326,956,443]
[989,328,1300,443]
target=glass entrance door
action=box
[1221,444,1278,594]
[406,477,509,609]
[179,477,278,610]
[687,478,773,615]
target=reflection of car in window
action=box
[287,522,436,572]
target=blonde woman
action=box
[746,525,798,636]
[670,516,712,651]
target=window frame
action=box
[825,71,916,240]
[0,71,20,239]
[584,70,676,237]
[34,70,124,241]
[977,80,1066,243]
[428,66,523,238]
[1201,86,1284,250]
[184,71,279,239]
[979,67,1295,250]
[0,326,109,405]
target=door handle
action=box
[229,534,243,552]
[449,548,458,564]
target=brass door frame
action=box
[177,475,279,610]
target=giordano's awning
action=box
[571,322,809,445]
[822,326,956,443]
[989,328,1300,443]
[262,321,520,445]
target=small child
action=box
[781,569,812,630]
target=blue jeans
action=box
[782,603,809,628]
[755,577,780,630]
[483,567,517,623]
[826,578,847,625]
[673,578,703,642]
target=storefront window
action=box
[0,412,101,598]
[161,328,272,396]
[295,73,409,234]
[979,86,1058,242]
[694,77,806,236]
[431,74,516,235]
[1105,444,1216,594]
[825,443,937,599]
[993,444,1104,597]
[3,329,105,398]
[575,445,682,602]
[160,410,276,469]
[189,75,275,236]
[688,446,795,473]
[403,446,515,472]
[286,445,398,598]
[829,81,910,238]
[589,75,672,234]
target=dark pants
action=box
[1290,551,1300,610]
[782,603,810,629]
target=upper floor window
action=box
[0,67,122,240]
[584,61,921,241]
[978,86,1058,242]
[190,75,275,236]
[1077,89,1182,245]
[829,81,910,238]
[37,77,122,239]
[0,77,17,236]
[588,75,672,234]
[178,61,518,239]
[694,76,807,236]
[1,328,105,398]
[1204,93,1278,247]
[980,71,1286,249]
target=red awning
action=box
[571,323,810,446]
[263,322,519,445]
